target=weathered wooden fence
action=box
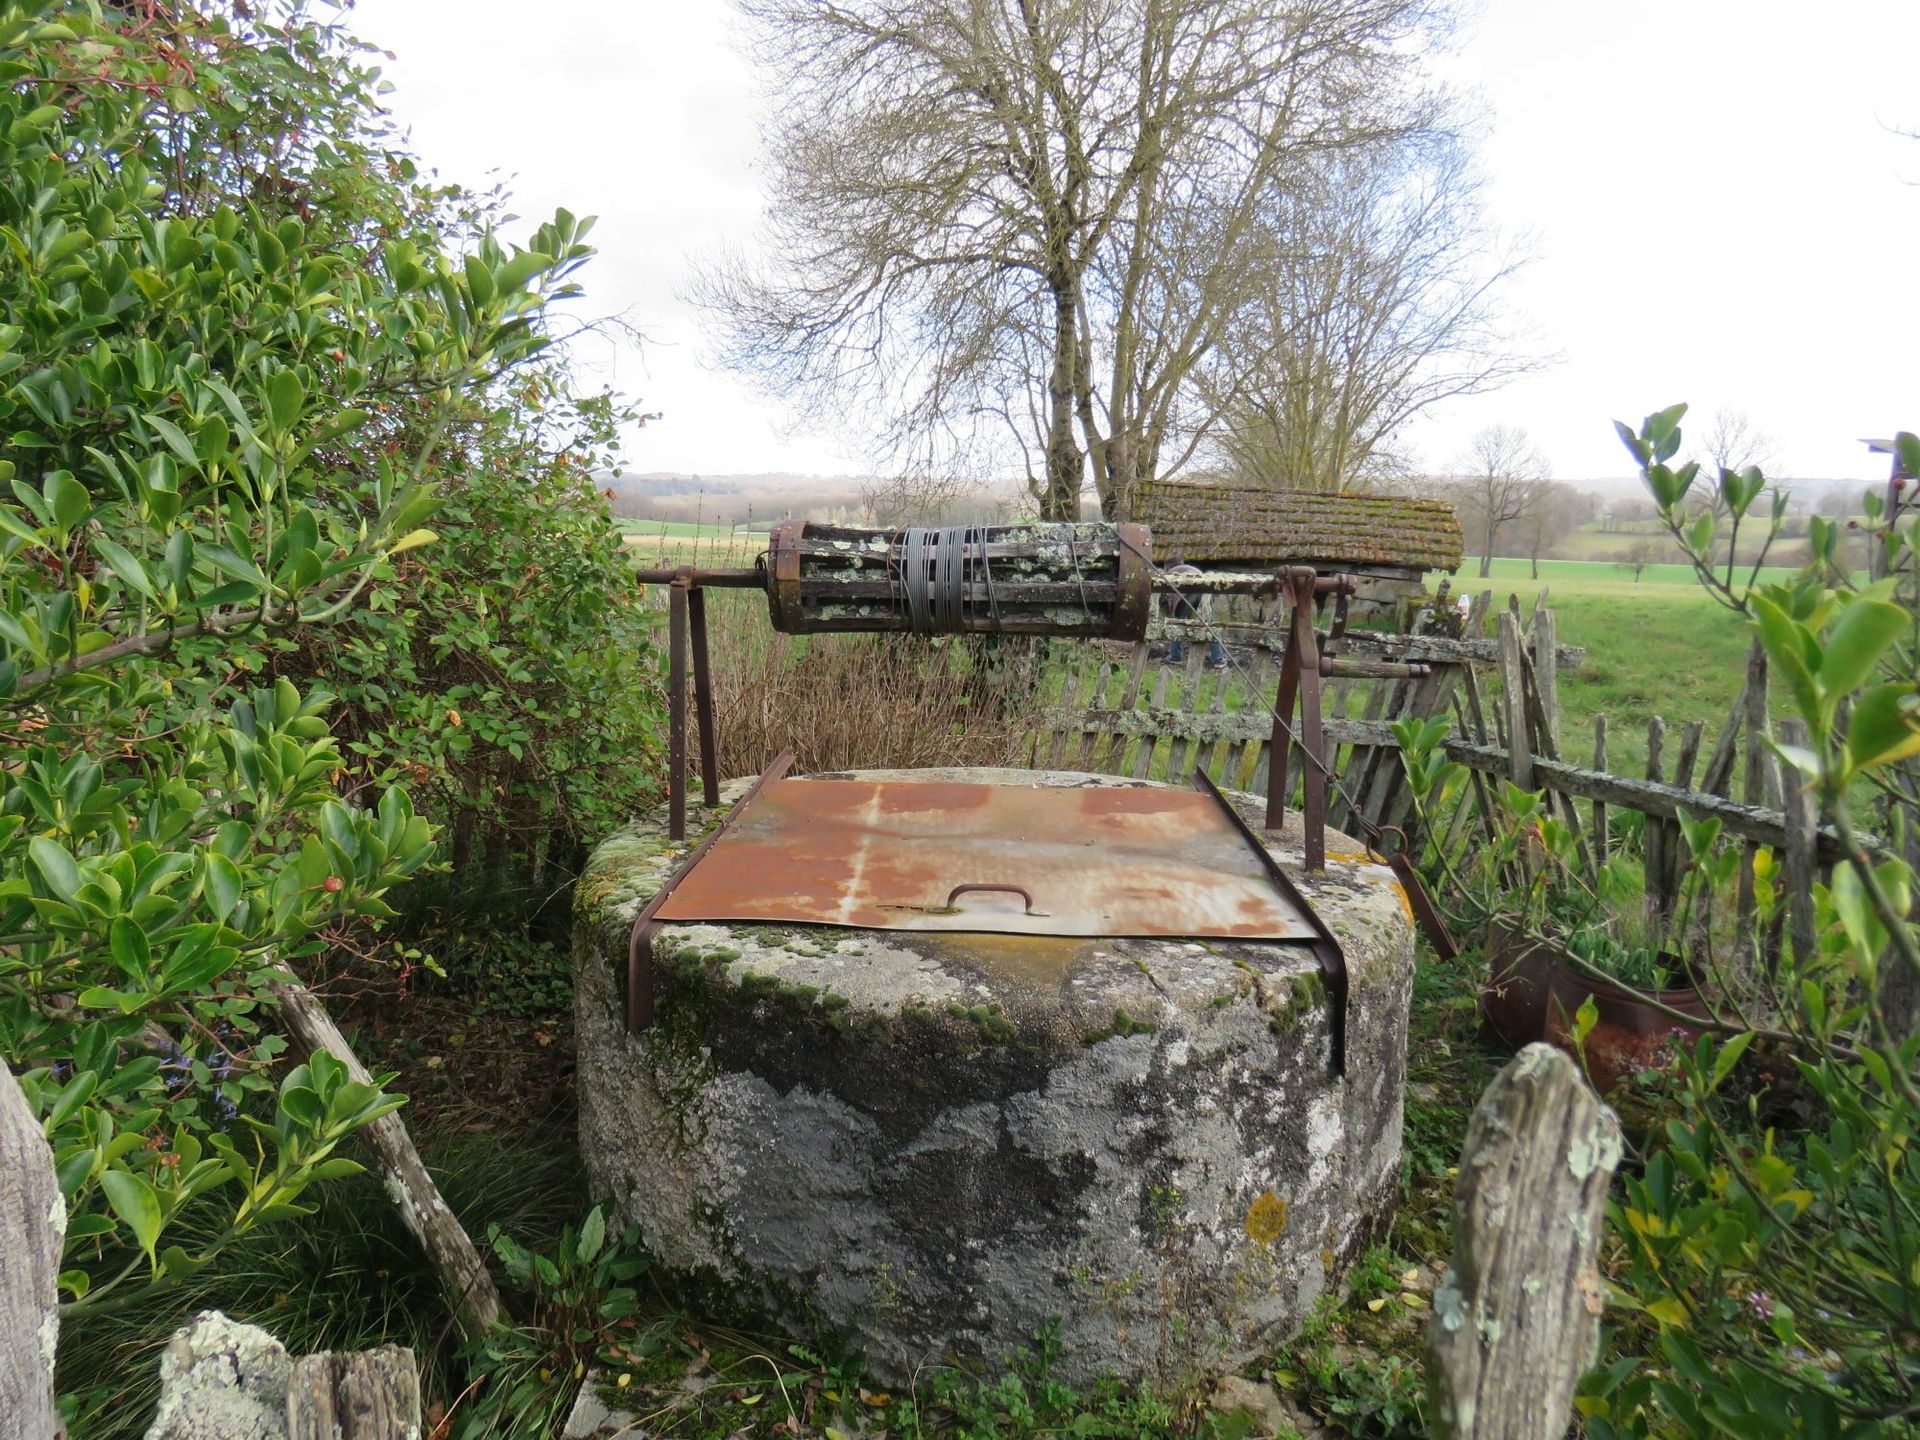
[1033,586,1832,926]
[1026,588,1585,845]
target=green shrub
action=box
[0,0,621,1324]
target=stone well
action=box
[573,768,1415,1384]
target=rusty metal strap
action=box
[1193,769,1348,1077]
[627,750,798,1032]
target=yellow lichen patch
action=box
[1245,1190,1289,1246]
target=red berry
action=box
[323,876,343,893]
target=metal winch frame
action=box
[633,522,1422,864]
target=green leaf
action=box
[28,836,81,902]
[143,413,199,467]
[94,537,155,597]
[1707,1032,1755,1095]
[1751,596,1819,726]
[1846,684,1920,774]
[108,917,151,983]
[278,1085,323,1129]
[46,1069,98,1129]
[1820,598,1908,702]
[386,528,438,556]
[204,853,243,921]
[45,470,88,530]
[578,1206,606,1264]
[100,1168,163,1260]
[1573,994,1599,1047]
[266,369,306,432]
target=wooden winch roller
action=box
[763,519,1154,639]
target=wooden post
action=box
[272,984,503,1343]
[1,1061,62,1440]
[1738,638,1773,934]
[288,1347,422,1440]
[1530,605,1560,753]
[1644,717,1668,924]
[1497,610,1532,789]
[1779,718,1819,971]
[1667,721,1705,905]
[1699,671,1752,798]
[1427,1045,1622,1440]
[1591,716,1609,862]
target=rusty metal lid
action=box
[652,777,1320,940]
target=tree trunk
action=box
[271,982,503,1343]
[1103,433,1135,522]
[1042,281,1082,521]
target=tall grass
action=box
[57,1129,584,1440]
[702,590,1042,775]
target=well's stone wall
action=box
[574,768,1415,1384]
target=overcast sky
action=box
[351,0,1920,485]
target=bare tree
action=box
[1204,132,1535,491]
[1453,424,1549,578]
[1517,481,1589,578]
[1616,537,1660,583]
[1700,406,1778,479]
[693,0,1456,520]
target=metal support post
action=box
[668,572,690,841]
[689,584,720,806]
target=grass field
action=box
[1450,557,1790,774]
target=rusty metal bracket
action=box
[627,750,798,1033]
[664,568,723,841]
[1370,826,1460,961]
[1267,567,1328,870]
[1193,769,1348,1076]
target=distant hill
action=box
[596,469,873,525]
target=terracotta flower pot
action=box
[1481,923,1712,1092]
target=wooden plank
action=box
[1049,652,1100,768]
[1195,652,1234,781]
[1668,720,1705,901]
[1591,716,1609,861]
[1698,670,1751,797]
[1645,718,1668,924]
[1339,627,1585,669]
[1739,638,1773,932]
[1072,657,1117,770]
[1530,606,1561,752]
[287,1347,422,1440]
[1131,661,1177,779]
[1340,675,1404,831]
[1096,643,1151,775]
[0,1060,62,1440]
[1230,649,1272,790]
[1498,610,1533,789]
[1164,645,1207,783]
[1779,718,1819,967]
[1428,1045,1621,1440]
[272,983,502,1342]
